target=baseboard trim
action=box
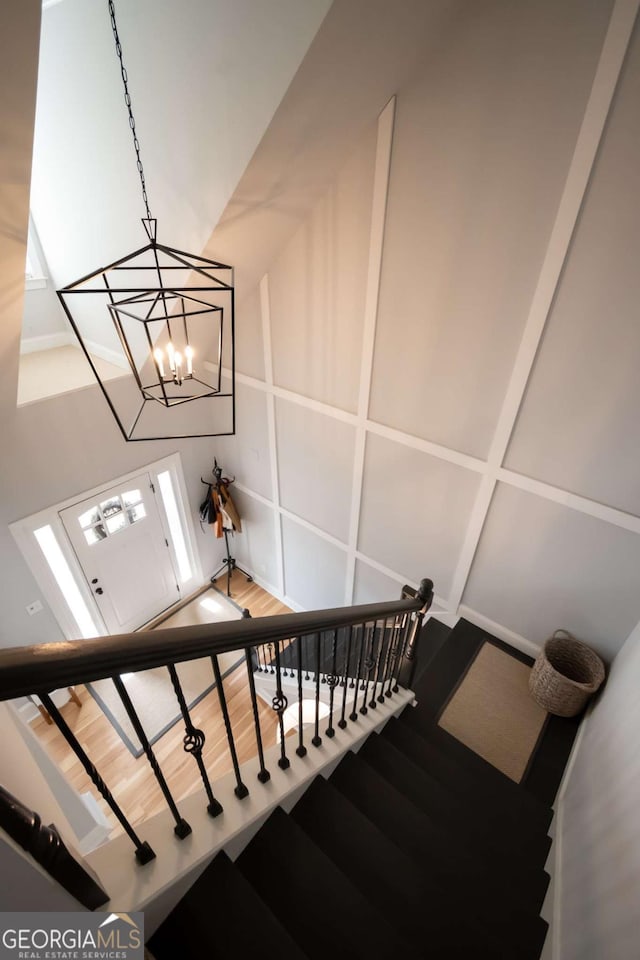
[457,605,541,659]
[20,332,74,354]
[82,338,129,370]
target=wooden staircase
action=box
[148,619,554,959]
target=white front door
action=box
[60,473,180,634]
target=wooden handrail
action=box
[0,581,433,701]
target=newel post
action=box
[0,784,110,910]
[400,578,434,690]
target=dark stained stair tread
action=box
[381,716,551,854]
[407,617,484,718]
[150,612,556,960]
[330,751,548,960]
[291,774,520,959]
[360,732,552,884]
[147,851,307,960]
[401,714,553,832]
[236,805,421,960]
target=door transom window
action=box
[78,489,147,546]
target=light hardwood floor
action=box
[30,571,292,835]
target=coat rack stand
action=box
[203,460,253,598]
[211,528,253,598]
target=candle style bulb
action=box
[174,351,183,385]
[166,342,176,372]
[184,345,194,376]
[153,348,165,378]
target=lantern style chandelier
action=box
[57,0,235,442]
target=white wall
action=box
[206,0,640,665]
[21,222,68,344]
[555,618,640,960]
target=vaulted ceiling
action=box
[30,0,332,297]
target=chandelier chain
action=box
[108,0,153,222]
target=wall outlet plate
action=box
[26,600,43,616]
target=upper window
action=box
[78,489,147,546]
[25,215,47,290]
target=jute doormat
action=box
[438,642,548,783]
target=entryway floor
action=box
[29,571,291,837]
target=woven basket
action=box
[529,630,605,718]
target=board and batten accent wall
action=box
[214,0,640,666]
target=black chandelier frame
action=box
[56,1,237,442]
[57,220,236,442]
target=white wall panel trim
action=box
[448,475,499,612]
[232,366,486,473]
[488,0,640,468]
[230,478,448,610]
[259,274,285,595]
[365,419,486,474]
[241,9,640,624]
[447,0,639,612]
[233,481,273,510]
[355,551,449,611]
[231,369,359,426]
[345,97,396,604]
[497,468,640,535]
[279,505,348,552]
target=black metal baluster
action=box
[244,647,271,783]
[385,614,402,698]
[321,632,327,684]
[39,692,155,864]
[377,616,396,703]
[338,625,354,730]
[272,640,290,770]
[255,643,263,672]
[349,625,366,722]
[210,654,249,798]
[370,619,388,708]
[167,663,223,817]
[326,629,338,738]
[289,638,297,678]
[391,612,412,692]
[312,633,322,747]
[296,636,307,758]
[286,638,295,678]
[112,675,192,838]
[269,642,276,674]
[360,624,375,715]
[304,635,310,681]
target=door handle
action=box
[95,587,104,595]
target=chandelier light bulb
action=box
[184,345,194,376]
[166,341,176,372]
[174,351,183,385]
[153,348,165,378]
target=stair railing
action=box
[0,784,109,910]
[0,578,433,884]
